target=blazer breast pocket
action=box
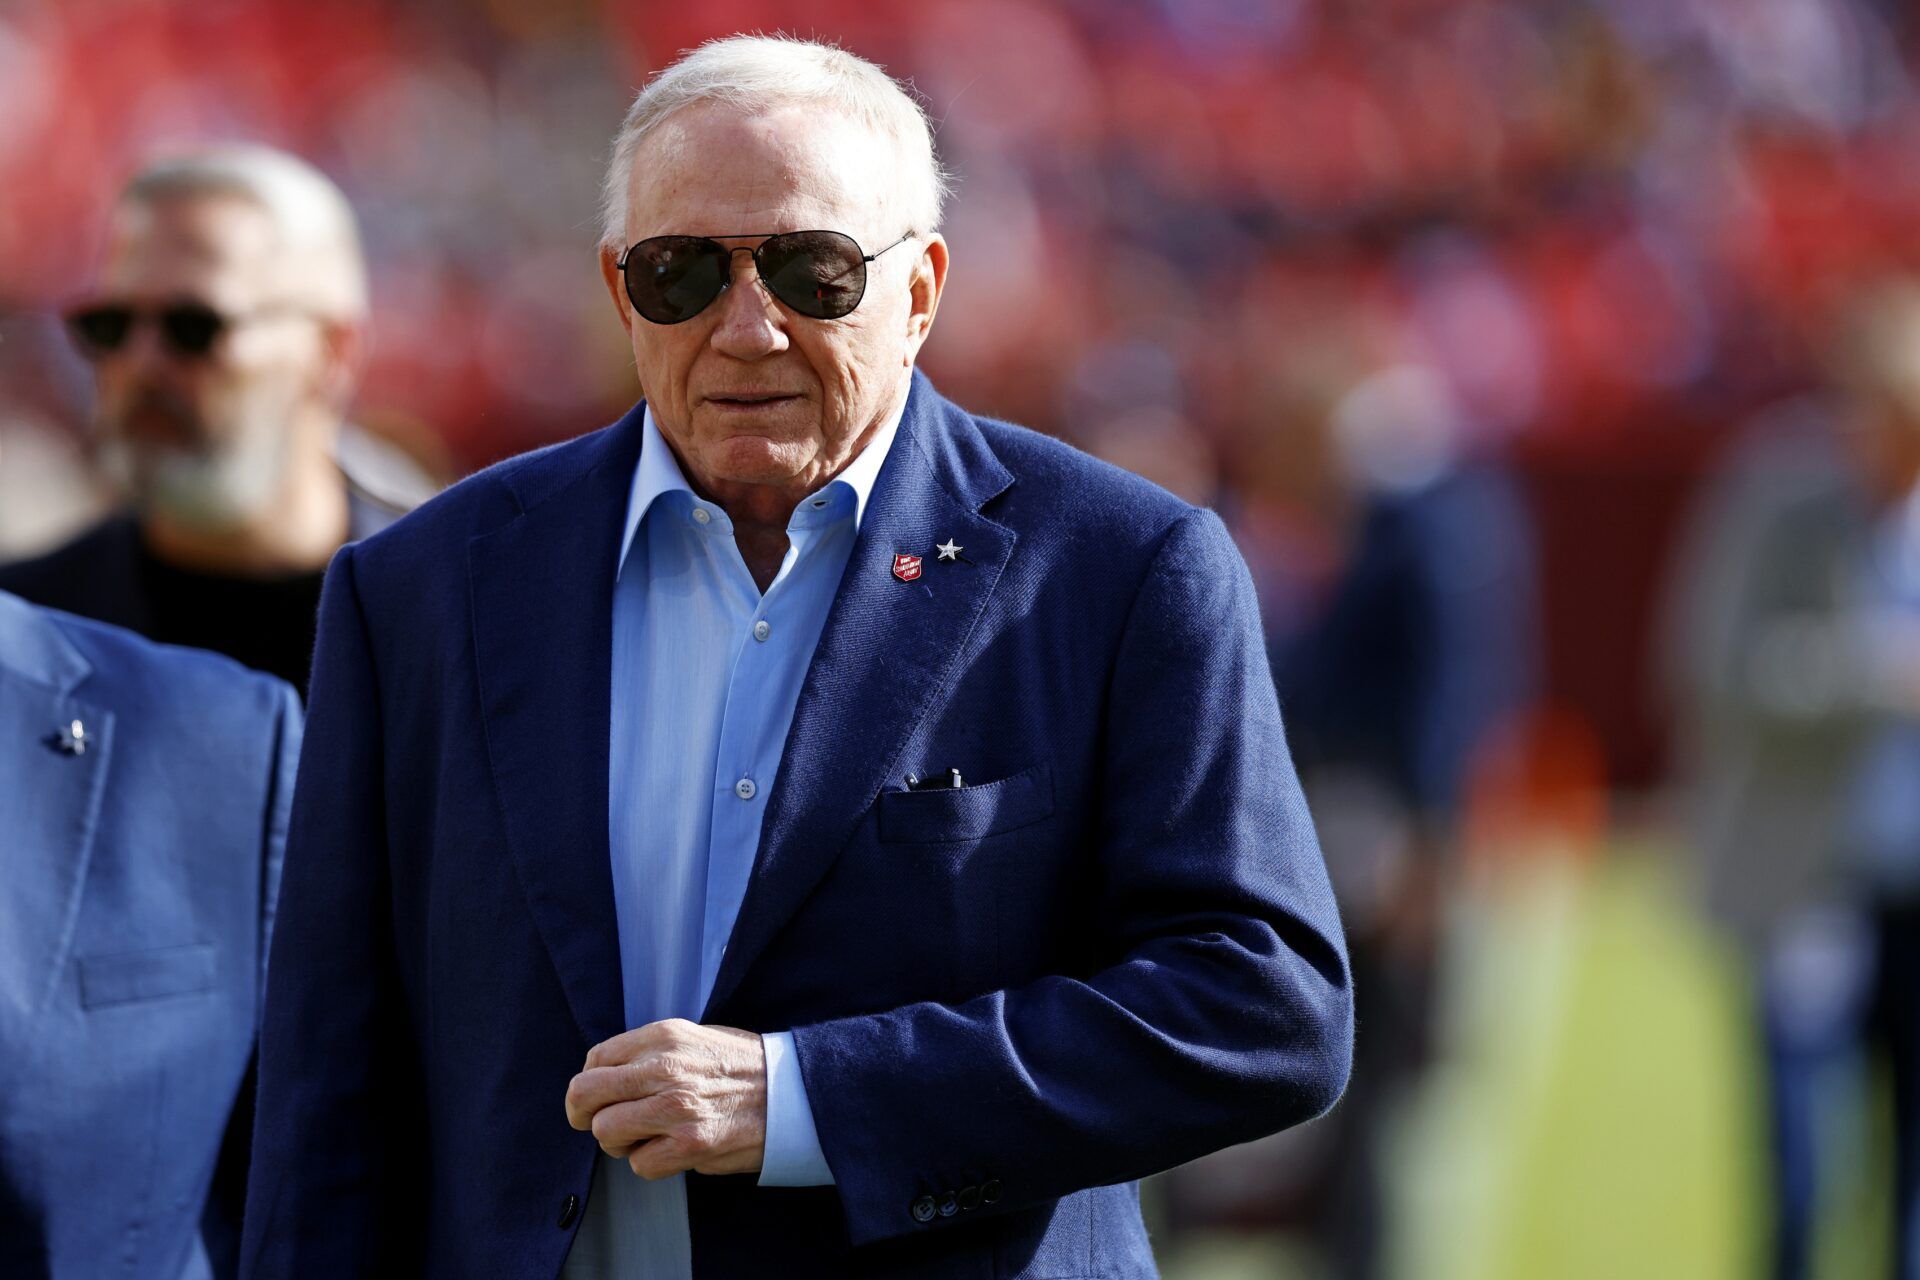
[78,943,217,1009]
[877,763,1054,845]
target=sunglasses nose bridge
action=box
[704,253,792,354]
[112,314,173,366]
[709,244,785,313]
[682,244,767,312]
[723,244,769,292]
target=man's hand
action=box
[564,1019,767,1180]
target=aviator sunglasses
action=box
[63,300,309,360]
[67,301,228,359]
[616,229,914,325]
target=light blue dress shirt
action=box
[560,399,901,1278]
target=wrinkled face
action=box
[88,193,327,525]
[601,101,944,498]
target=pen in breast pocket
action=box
[904,768,964,791]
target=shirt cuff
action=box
[758,1030,836,1186]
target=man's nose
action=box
[707,249,788,359]
[105,317,181,376]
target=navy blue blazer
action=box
[241,373,1352,1278]
[0,591,300,1279]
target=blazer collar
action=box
[894,367,1015,511]
[467,405,646,1049]
[0,591,112,1023]
[0,589,93,695]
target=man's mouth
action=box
[118,394,204,450]
[706,392,800,409]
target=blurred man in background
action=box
[1156,355,1538,1278]
[0,145,434,695]
[1262,365,1537,1278]
[1667,279,1920,1280]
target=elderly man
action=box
[0,145,432,695]
[242,35,1351,1279]
[0,581,299,1278]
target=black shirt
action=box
[134,544,325,695]
[0,498,400,698]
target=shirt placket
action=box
[694,503,828,1006]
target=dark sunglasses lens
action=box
[67,306,133,355]
[160,305,224,356]
[757,231,866,319]
[626,237,728,324]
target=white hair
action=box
[599,35,952,249]
[120,143,368,320]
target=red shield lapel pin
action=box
[892,552,923,582]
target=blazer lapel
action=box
[468,411,644,1051]
[705,376,1016,1017]
[0,595,113,1022]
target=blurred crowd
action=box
[6,0,1920,768]
[10,0,1920,1276]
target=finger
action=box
[565,1072,606,1131]
[565,1060,670,1129]
[591,1096,677,1156]
[565,1070,605,1131]
[583,1026,653,1071]
[585,1017,696,1070]
[629,1134,693,1181]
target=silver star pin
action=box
[935,539,963,562]
[54,719,87,756]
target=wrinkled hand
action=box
[564,1018,767,1180]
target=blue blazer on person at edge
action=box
[0,589,300,1279]
[239,371,1353,1278]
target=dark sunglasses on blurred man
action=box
[64,301,306,360]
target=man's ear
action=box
[903,233,949,366]
[601,244,635,337]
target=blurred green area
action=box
[1156,850,1898,1280]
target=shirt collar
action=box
[617,391,907,574]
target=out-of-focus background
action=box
[8,0,1920,1276]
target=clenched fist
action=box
[564,1018,768,1180]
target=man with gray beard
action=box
[0,144,433,695]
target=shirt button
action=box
[692,507,712,525]
[753,620,772,642]
[734,777,757,800]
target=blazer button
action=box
[558,1194,580,1228]
[958,1184,981,1211]
[981,1179,1003,1205]
[938,1192,959,1218]
[910,1195,938,1223]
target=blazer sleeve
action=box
[789,507,1355,1247]
[240,546,426,1276]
